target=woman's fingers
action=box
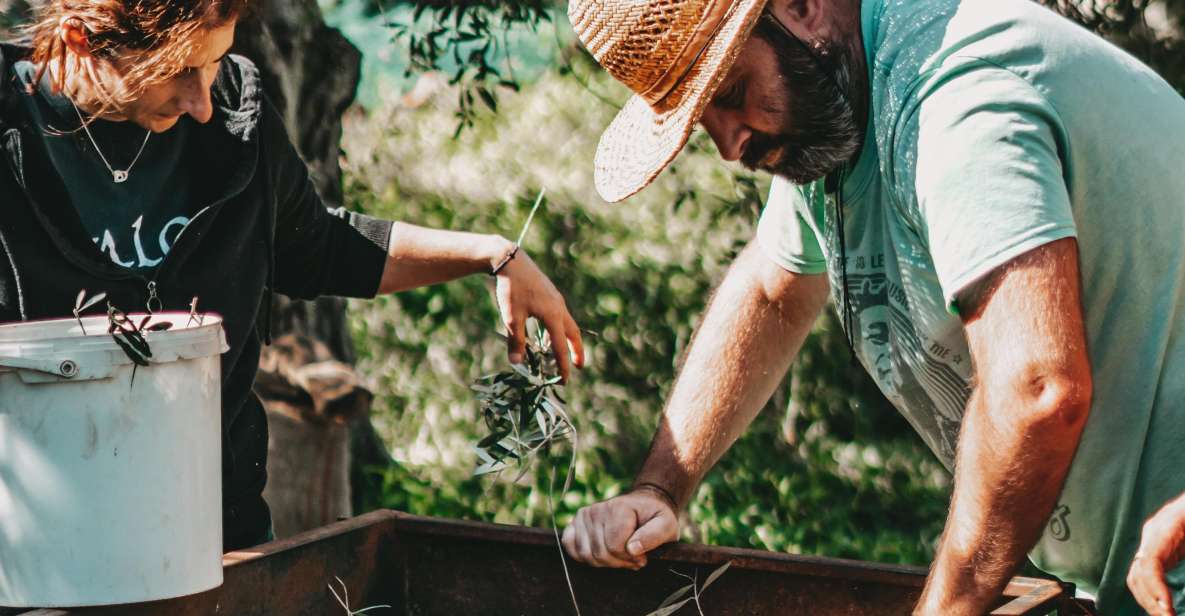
[565,312,586,369]
[495,250,584,376]
[545,318,572,382]
[496,281,527,365]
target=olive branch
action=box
[471,325,582,615]
[327,576,391,615]
[73,289,189,388]
[645,562,732,616]
[471,327,576,485]
[471,187,583,614]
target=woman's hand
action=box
[1128,493,1185,616]
[493,244,584,382]
[377,225,584,380]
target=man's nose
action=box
[700,108,751,162]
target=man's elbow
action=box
[1016,365,1093,435]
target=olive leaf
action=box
[648,584,695,616]
[327,575,390,615]
[646,597,695,616]
[701,561,731,590]
[72,289,107,336]
[110,332,151,367]
[644,562,733,616]
[72,289,164,386]
[105,301,154,388]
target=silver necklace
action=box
[71,101,151,184]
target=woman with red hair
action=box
[0,0,583,551]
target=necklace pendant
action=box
[112,170,128,183]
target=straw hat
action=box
[570,0,770,202]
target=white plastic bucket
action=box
[0,312,228,607]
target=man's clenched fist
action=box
[562,486,680,569]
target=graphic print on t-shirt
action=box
[829,245,971,464]
[92,214,191,269]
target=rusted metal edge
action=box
[14,510,1078,614]
[386,510,1068,600]
[387,512,1083,609]
[222,509,401,566]
[13,510,404,616]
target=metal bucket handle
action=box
[0,355,123,383]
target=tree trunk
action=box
[231,0,391,536]
[231,0,361,363]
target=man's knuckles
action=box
[591,500,630,524]
[561,525,579,553]
[605,525,634,552]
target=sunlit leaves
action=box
[472,326,575,488]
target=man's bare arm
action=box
[916,237,1093,614]
[632,244,829,509]
[563,242,829,568]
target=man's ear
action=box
[59,17,92,56]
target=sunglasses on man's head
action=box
[757,11,824,60]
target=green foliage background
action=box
[338,49,952,565]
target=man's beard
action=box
[740,23,863,184]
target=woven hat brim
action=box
[593,0,769,203]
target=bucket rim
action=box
[0,312,228,370]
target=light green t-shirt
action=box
[757,0,1185,611]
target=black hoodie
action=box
[0,45,393,549]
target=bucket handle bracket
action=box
[0,356,79,379]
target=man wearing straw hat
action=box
[560,0,1185,613]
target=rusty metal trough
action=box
[15,510,1094,615]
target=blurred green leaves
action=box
[349,0,553,133]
